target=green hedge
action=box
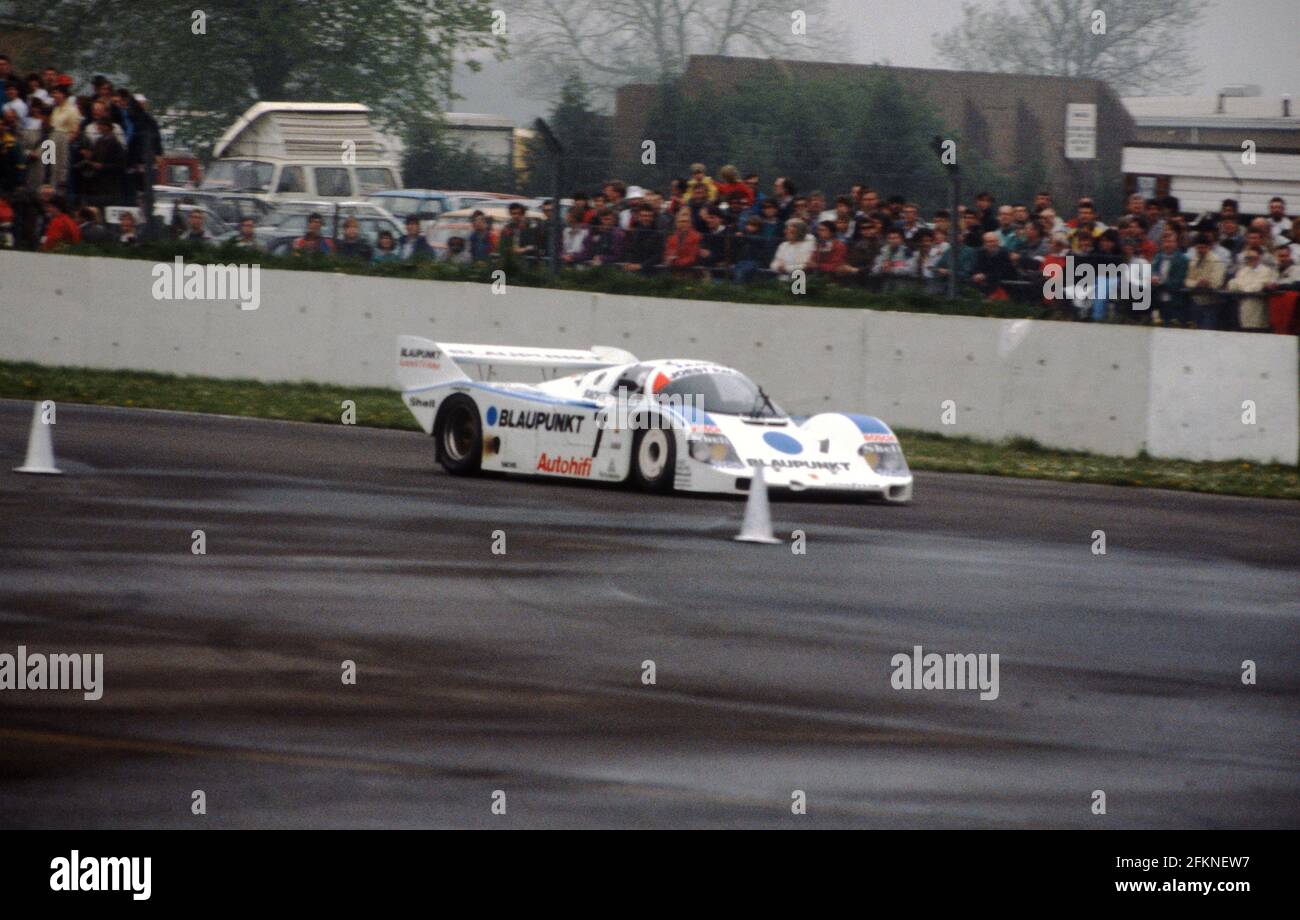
[47,239,1041,320]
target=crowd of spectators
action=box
[4,54,1297,332]
[1,55,161,251]
[419,169,1300,332]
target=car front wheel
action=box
[630,426,675,492]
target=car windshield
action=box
[356,168,397,195]
[366,194,421,216]
[445,195,495,212]
[276,212,398,241]
[429,219,474,250]
[158,204,232,236]
[657,371,783,418]
[263,203,331,227]
[202,159,273,193]
[209,196,267,223]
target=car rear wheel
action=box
[630,426,675,492]
[435,395,482,475]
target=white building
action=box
[441,113,517,165]
[1122,88,1300,215]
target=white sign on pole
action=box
[1065,103,1097,160]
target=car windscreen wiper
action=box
[754,387,778,417]
[743,387,776,418]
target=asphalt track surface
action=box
[0,398,1296,828]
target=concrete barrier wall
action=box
[2,250,1295,463]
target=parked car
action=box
[151,201,234,238]
[215,199,402,252]
[428,205,532,256]
[152,187,273,226]
[428,200,571,256]
[364,189,500,223]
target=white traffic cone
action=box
[734,464,780,544]
[13,401,63,475]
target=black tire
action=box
[434,395,483,475]
[630,424,675,492]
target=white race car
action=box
[396,336,913,502]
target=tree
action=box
[401,118,518,193]
[20,0,505,153]
[621,72,1015,212]
[520,74,613,196]
[932,0,1201,95]
[510,0,830,98]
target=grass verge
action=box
[2,361,1295,500]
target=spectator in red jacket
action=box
[40,194,80,250]
[664,208,702,275]
[714,164,754,209]
[569,192,596,226]
[0,193,13,247]
[809,220,847,274]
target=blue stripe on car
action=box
[843,414,892,434]
[404,381,600,409]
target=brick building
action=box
[614,55,1134,207]
[0,2,53,72]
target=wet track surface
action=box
[1,399,1297,828]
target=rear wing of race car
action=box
[396,336,638,432]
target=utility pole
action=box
[141,125,159,242]
[533,118,564,276]
[933,136,961,299]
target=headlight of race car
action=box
[859,439,910,476]
[688,434,743,467]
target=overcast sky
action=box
[451,0,1299,124]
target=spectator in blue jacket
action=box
[756,198,784,262]
[466,211,496,262]
[399,215,434,261]
[1151,229,1190,326]
[732,215,769,283]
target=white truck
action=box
[201,102,402,204]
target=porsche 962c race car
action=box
[396,336,913,502]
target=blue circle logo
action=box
[486,406,498,426]
[763,432,803,455]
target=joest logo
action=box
[890,645,1000,700]
[50,851,151,901]
[151,256,260,310]
[0,645,103,700]
[490,407,584,434]
[536,453,593,477]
